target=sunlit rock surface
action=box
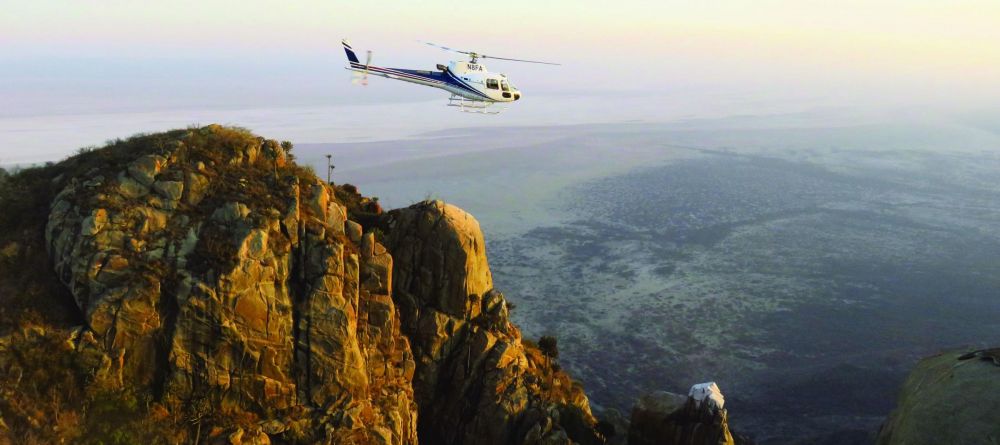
[1,126,613,444]
[688,382,725,410]
[384,200,602,445]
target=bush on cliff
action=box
[0,163,81,332]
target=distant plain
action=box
[303,112,1000,444]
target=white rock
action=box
[688,381,725,410]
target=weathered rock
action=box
[23,126,632,445]
[384,200,602,445]
[128,154,167,186]
[628,384,741,445]
[689,382,725,410]
[118,174,150,199]
[876,348,1000,445]
[153,180,184,203]
[42,126,418,444]
[346,220,363,243]
[385,200,492,319]
[185,171,210,205]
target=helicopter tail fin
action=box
[342,39,360,64]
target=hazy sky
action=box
[1,1,999,162]
[3,1,999,109]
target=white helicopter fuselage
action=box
[442,61,522,102]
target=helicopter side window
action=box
[486,79,499,90]
[500,80,510,92]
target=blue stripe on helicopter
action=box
[350,63,446,85]
[350,63,493,100]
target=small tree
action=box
[280,141,295,161]
[538,335,559,394]
[538,335,558,366]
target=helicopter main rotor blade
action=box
[419,40,471,55]
[480,55,561,65]
[418,40,560,65]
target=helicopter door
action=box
[486,79,499,90]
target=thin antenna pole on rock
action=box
[326,154,332,184]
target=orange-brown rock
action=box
[41,126,417,444]
[5,125,607,444]
[384,200,602,445]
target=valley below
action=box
[303,114,1000,444]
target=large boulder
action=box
[628,383,747,445]
[384,200,602,445]
[876,348,1000,445]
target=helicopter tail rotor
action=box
[343,39,373,86]
[351,50,373,86]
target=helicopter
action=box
[342,39,559,114]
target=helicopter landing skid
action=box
[447,95,504,114]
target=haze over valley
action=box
[306,112,1000,443]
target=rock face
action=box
[383,200,602,445]
[628,383,745,445]
[876,348,1000,445]
[43,126,417,443]
[10,126,604,444]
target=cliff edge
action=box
[0,125,754,444]
[0,126,605,444]
[876,348,1000,445]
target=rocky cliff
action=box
[0,126,617,444]
[384,201,602,445]
[876,348,1000,445]
[0,125,758,444]
[626,383,752,445]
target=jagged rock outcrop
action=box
[383,200,602,445]
[0,125,607,444]
[628,383,748,445]
[876,348,1000,445]
[42,126,417,443]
